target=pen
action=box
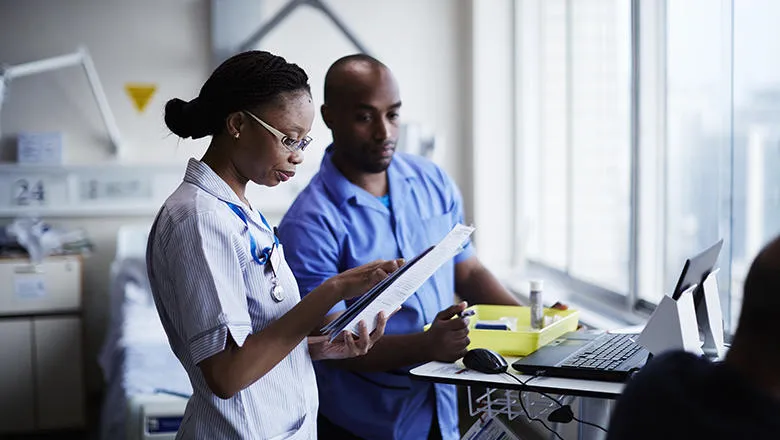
[459,309,475,319]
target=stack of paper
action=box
[322,223,476,341]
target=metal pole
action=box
[0,48,123,157]
[79,47,123,156]
[3,51,82,79]
[0,51,85,139]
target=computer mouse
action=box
[462,348,508,374]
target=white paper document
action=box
[322,223,475,340]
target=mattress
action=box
[98,255,191,440]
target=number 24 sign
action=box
[12,178,46,206]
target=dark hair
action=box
[165,50,310,139]
[733,236,780,341]
[323,53,387,104]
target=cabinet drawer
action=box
[0,318,35,433]
[0,256,81,315]
[34,316,85,429]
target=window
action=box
[517,0,632,294]
[729,0,780,329]
[660,0,780,330]
[514,0,780,333]
[662,0,733,318]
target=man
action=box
[277,54,521,440]
[606,235,780,440]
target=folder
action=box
[322,223,475,341]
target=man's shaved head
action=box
[321,54,401,176]
[324,54,390,106]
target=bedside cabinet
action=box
[0,255,85,433]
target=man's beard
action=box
[360,156,392,173]
[353,144,394,174]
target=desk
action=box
[410,358,624,399]
[410,358,623,440]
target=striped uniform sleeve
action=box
[164,211,252,365]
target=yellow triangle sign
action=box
[124,83,157,113]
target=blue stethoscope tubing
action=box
[225,201,284,301]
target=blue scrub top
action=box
[278,147,473,440]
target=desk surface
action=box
[409,358,625,399]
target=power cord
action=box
[546,403,609,433]
[512,377,565,440]
[501,372,608,435]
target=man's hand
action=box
[551,301,569,311]
[424,302,471,362]
[309,312,389,360]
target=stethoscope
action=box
[225,201,284,302]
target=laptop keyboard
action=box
[560,333,642,370]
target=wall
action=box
[471,0,516,272]
[0,0,473,403]
[246,0,471,188]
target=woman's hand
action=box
[323,258,405,301]
[309,312,389,360]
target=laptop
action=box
[511,239,724,383]
[511,330,648,382]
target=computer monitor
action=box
[671,239,724,303]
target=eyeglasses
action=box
[243,110,312,152]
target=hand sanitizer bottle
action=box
[530,280,544,329]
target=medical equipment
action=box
[0,47,123,156]
[125,394,188,440]
[224,201,285,301]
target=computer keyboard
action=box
[561,333,642,370]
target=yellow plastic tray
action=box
[426,304,579,356]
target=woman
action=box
[146,50,401,439]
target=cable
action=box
[503,372,568,409]
[572,415,608,433]
[502,372,609,434]
[503,372,564,440]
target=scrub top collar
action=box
[182,158,272,234]
[320,145,418,215]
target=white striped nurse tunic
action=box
[146,158,318,439]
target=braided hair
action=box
[165,50,310,139]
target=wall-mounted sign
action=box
[79,175,153,201]
[124,83,157,113]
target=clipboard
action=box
[321,223,475,341]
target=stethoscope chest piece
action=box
[271,281,284,302]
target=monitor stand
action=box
[697,269,727,359]
[637,270,726,360]
[637,284,703,356]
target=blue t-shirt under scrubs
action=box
[278,147,474,440]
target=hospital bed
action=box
[98,225,190,440]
